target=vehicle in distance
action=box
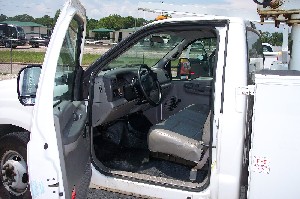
[85,39,102,45]
[262,43,279,55]
[0,23,26,48]
[28,37,50,48]
[262,43,280,69]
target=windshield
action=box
[106,33,183,69]
[17,26,25,37]
[17,26,24,33]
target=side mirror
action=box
[178,58,191,80]
[17,65,42,106]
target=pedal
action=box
[189,168,197,181]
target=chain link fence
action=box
[0,47,27,79]
[0,45,45,78]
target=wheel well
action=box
[0,124,28,138]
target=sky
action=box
[0,0,260,20]
[0,0,284,32]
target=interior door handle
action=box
[73,112,82,121]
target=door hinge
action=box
[236,85,255,96]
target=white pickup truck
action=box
[1,0,300,199]
[262,42,288,69]
[262,42,279,68]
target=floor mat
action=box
[94,121,207,183]
[96,146,207,183]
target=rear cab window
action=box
[246,28,264,81]
[171,38,217,80]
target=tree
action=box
[123,16,135,29]
[260,31,283,46]
[98,15,150,31]
[260,31,272,44]
[35,15,53,28]
[87,18,98,30]
[2,12,150,38]
[123,17,148,28]
[9,14,34,22]
[98,14,124,30]
[0,14,7,22]
[135,18,148,26]
[86,17,99,37]
[270,32,283,46]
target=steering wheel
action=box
[137,64,162,106]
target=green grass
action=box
[0,51,45,64]
[82,53,101,66]
[0,50,161,67]
[0,50,101,66]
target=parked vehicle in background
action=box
[0,23,26,48]
[261,43,280,69]
[28,37,50,48]
[85,39,102,45]
[262,42,276,54]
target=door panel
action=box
[53,101,87,145]
[144,79,212,124]
[183,80,212,96]
[160,79,212,121]
[28,1,90,198]
[51,13,90,197]
[54,101,89,196]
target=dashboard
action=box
[92,67,171,126]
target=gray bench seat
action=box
[148,104,210,163]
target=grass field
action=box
[0,50,101,66]
[0,50,165,68]
[0,51,45,64]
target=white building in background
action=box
[88,27,140,44]
[111,27,140,43]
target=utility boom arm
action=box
[255,0,300,70]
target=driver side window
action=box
[53,18,82,105]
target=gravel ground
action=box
[87,188,138,199]
[0,63,24,80]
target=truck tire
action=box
[0,132,31,199]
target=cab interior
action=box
[90,24,219,190]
